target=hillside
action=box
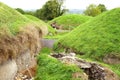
[54,8,120,76]
[48,14,92,30]
[25,15,56,35]
[54,8,120,59]
[0,2,47,64]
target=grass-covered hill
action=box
[54,8,120,61]
[25,15,56,35]
[48,14,92,30]
[0,2,47,64]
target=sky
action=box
[0,0,120,10]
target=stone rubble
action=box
[51,53,106,80]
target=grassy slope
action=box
[48,14,92,30]
[54,8,120,76]
[0,2,30,35]
[25,15,56,35]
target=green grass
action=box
[0,2,30,35]
[54,8,120,60]
[25,15,56,35]
[48,14,92,30]
[53,8,120,76]
[39,47,53,54]
[35,54,83,80]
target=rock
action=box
[59,56,76,64]
[0,60,17,80]
[76,58,91,68]
[84,63,105,80]
[68,53,76,57]
[103,54,120,64]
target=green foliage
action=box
[15,8,25,14]
[84,4,107,17]
[35,0,66,20]
[84,4,101,17]
[54,8,120,61]
[97,4,107,12]
[35,54,83,80]
[49,14,92,30]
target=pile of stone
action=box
[51,53,118,80]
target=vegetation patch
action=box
[48,14,92,30]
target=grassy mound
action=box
[0,2,47,63]
[48,14,92,30]
[25,15,56,35]
[54,8,120,60]
[35,54,83,80]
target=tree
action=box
[84,4,107,17]
[35,0,66,20]
[84,4,101,17]
[97,4,107,12]
[15,8,25,14]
